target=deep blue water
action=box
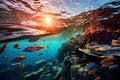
[0,26,84,66]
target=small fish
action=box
[46,46,49,48]
[19,71,29,77]
[76,33,80,37]
[66,52,70,55]
[38,52,43,56]
[12,64,25,71]
[11,56,26,63]
[0,42,7,53]
[72,51,76,54]
[23,45,46,52]
[74,46,80,50]
[2,55,8,60]
[0,68,11,73]
[29,37,40,42]
[101,58,116,68]
[14,44,20,49]
[74,57,80,61]
[88,70,96,75]
[43,40,46,41]
[59,77,63,80]
[95,76,101,80]
[11,63,21,66]
[108,64,119,70]
[100,58,116,64]
[74,28,77,32]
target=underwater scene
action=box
[0,0,120,80]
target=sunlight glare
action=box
[45,16,52,26]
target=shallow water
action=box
[0,26,84,66]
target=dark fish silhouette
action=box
[38,52,43,56]
[23,45,46,52]
[14,43,20,49]
[29,37,40,42]
[100,57,116,68]
[0,42,7,53]
[19,71,29,77]
[11,56,26,63]
[2,55,8,60]
[12,64,25,71]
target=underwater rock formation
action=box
[57,33,120,80]
[56,37,83,62]
[69,1,120,46]
[81,1,120,45]
[24,59,62,80]
[61,42,120,80]
[61,53,101,80]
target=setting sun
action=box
[45,16,52,26]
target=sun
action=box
[44,16,52,26]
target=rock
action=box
[35,59,46,65]
[34,59,53,71]
[62,55,75,80]
[38,65,51,80]
[56,39,75,62]
[24,65,46,78]
[71,64,89,80]
[111,39,120,47]
[79,42,120,58]
[52,66,62,79]
[39,65,62,80]
[39,73,52,80]
[85,63,99,71]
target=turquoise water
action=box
[0,26,84,66]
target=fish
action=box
[100,57,116,68]
[35,59,46,64]
[46,46,49,48]
[100,58,116,64]
[66,52,70,55]
[74,57,80,61]
[59,77,63,80]
[2,55,8,60]
[11,56,26,63]
[0,64,25,73]
[95,76,101,80]
[0,68,12,73]
[38,52,43,56]
[12,64,25,71]
[108,64,119,70]
[74,28,77,32]
[88,70,96,75]
[0,42,7,53]
[28,37,40,42]
[14,44,20,49]
[23,45,46,52]
[74,46,80,50]
[11,63,21,66]
[19,71,29,77]
[76,33,80,37]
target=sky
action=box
[40,0,116,16]
[0,0,116,17]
